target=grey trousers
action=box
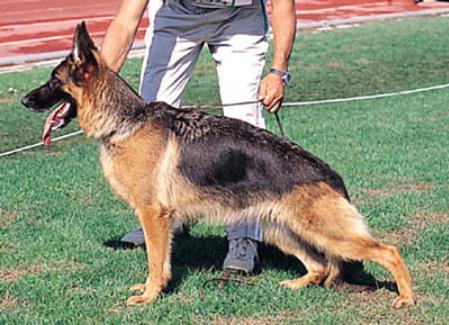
[139,0,268,242]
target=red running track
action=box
[1,0,449,66]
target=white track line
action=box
[1,82,448,158]
[0,27,147,48]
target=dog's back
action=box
[153,104,350,206]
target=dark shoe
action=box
[121,225,184,246]
[223,238,259,275]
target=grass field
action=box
[1,16,449,324]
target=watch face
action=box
[269,68,291,85]
[282,73,291,85]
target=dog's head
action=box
[21,21,101,144]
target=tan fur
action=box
[100,123,166,209]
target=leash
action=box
[273,111,285,137]
[184,99,286,138]
[0,100,285,158]
[4,82,449,158]
[201,271,255,301]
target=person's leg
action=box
[139,0,204,106]
[223,221,263,273]
[209,1,269,273]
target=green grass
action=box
[1,16,449,324]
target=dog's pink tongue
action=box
[42,102,70,147]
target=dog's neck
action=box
[77,68,152,140]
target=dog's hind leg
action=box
[327,238,415,308]
[286,183,416,308]
[322,257,342,288]
[262,222,327,289]
[127,205,173,306]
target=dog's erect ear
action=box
[73,21,97,62]
[72,21,98,78]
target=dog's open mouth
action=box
[43,101,76,146]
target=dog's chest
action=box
[99,145,132,205]
[98,133,180,210]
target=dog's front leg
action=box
[127,205,173,306]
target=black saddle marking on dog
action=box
[152,104,350,204]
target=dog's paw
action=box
[129,283,146,293]
[280,273,323,290]
[279,278,310,290]
[323,277,343,289]
[392,296,416,309]
[126,285,161,306]
[126,292,158,306]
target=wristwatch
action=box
[269,68,292,86]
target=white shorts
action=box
[139,0,269,128]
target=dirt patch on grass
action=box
[68,286,97,296]
[373,210,447,248]
[0,261,84,283]
[0,296,16,310]
[78,189,103,207]
[345,289,447,324]
[355,58,371,65]
[374,227,416,248]
[325,60,348,69]
[351,196,370,207]
[348,288,393,306]
[108,305,128,315]
[0,264,43,282]
[209,312,300,325]
[0,97,14,105]
[413,260,449,275]
[410,211,449,229]
[0,209,19,228]
[0,295,29,316]
[365,182,434,198]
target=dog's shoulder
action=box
[149,102,219,141]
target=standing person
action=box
[101,0,296,274]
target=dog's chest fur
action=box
[99,123,168,210]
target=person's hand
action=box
[258,73,284,113]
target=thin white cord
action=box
[0,130,83,157]
[282,83,449,107]
[1,82,448,158]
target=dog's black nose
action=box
[21,96,30,107]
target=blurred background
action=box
[1,0,449,68]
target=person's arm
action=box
[259,0,296,112]
[100,0,149,72]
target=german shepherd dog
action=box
[22,22,416,308]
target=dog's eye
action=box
[48,78,61,89]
